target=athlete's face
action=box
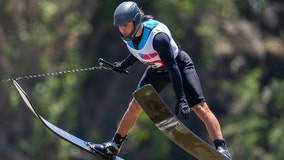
[118,21,134,37]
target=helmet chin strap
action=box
[121,28,137,41]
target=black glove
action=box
[112,62,127,74]
[175,97,191,120]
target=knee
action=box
[127,99,143,115]
[192,102,212,117]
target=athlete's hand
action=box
[112,62,127,74]
[175,97,191,120]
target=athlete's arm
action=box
[120,53,139,68]
[153,32,184,100]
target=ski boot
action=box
[87,133,128,159]
[214,139,232,160]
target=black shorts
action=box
[136,51,206,107]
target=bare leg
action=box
[191,102,223,141]
[116,98,143,137]
[183,102,231,159]
[87,98,143,157]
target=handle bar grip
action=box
[98,58,129,74]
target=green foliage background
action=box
[0,0,283,159]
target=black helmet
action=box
[113,1,142,41]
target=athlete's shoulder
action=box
[143,19,160,29]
